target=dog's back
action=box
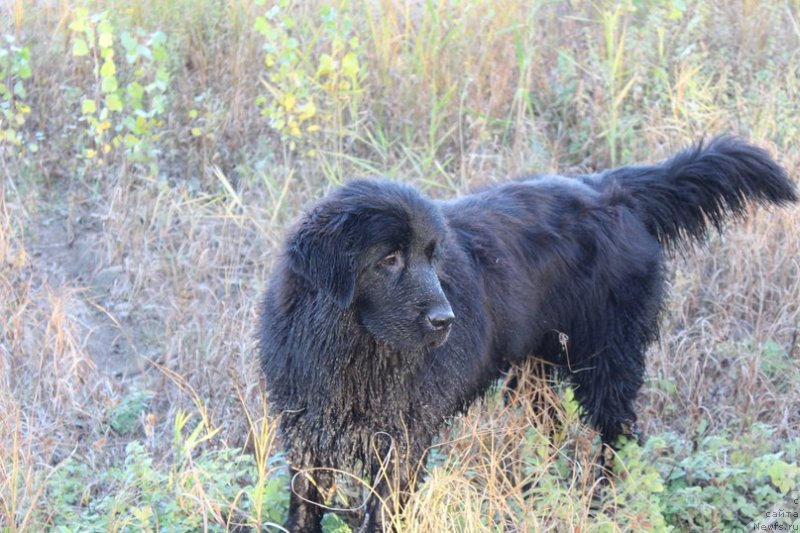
[439,137,796,442]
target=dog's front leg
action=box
[358,439,427,533]
[286,457,332,533]
[359,469,410,533]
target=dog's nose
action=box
[427,306,455,330]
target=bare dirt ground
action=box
[28,195,148,378]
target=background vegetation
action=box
[1,0,799,530]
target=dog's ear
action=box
[286,207,356,309]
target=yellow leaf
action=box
[81,99,97,115]
[342,52,359,80]
[85,148,97,159]
[106,93,123,111]
[100,59,116,78]
[283,93,297,111]
[98,33,113,49]
[15,248,26,268]
[306,125,320,133]
[72,38,90,57]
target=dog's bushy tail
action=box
[600,136,797,247]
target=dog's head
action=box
[286,179,454,350]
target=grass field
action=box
[1,0,799,531]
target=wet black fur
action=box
[258,137,797,531]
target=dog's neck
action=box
[326,310,430,385]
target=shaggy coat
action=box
[258,137,797,532]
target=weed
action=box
[69,8,172,169]
[254,0,365,161]
[0,34,33,152]
[647,424,800,530]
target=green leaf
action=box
[96,18,113,37]
[321,513,352,533]
[123,133,140,148]
[17,63,32,79]
[669,0,688,20]
[100,59,116,78]
[3,129,19,145]
[151,94,165,114]
[13,81,26,99]
[155,67,170,88]
[768,460,800,494]
[81,99,97,114]
[317,54,335,78]
[254,16,270,36]
[101,76,118,93]
[120,31,137,51]
[109,391,152,435]
[72,39,90,57]
[152,44,168,63]
[68,9,88,32]
[127,82,144,102]
[106,93,123,112]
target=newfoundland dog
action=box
[258,137,797,531]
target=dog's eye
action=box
[377,251,404,271]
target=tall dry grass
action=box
[1,0,799,530]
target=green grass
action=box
[1,0,799,531]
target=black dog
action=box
[258,137,797,531]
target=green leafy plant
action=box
[254,0,364,155]
[69,8,171,167]
[45,412,290,532]
[647,424,800,530]
[109,390,154,436]
[0,34,33,151]
[608,437,671,531]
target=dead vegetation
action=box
[1,0,799,530]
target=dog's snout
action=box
[427,306,455,330]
